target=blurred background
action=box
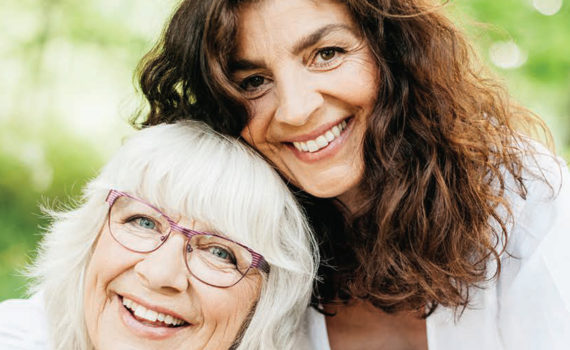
[1,0,568,301]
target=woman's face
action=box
[232,0,379,202]
[83,215,261,350]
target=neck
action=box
[324,300,428,350]
[336,186,362,214]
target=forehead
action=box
[235,0,357,59]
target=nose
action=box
[274,68,324,126]
[134,233,189,293]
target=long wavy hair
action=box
[134,0,552,316]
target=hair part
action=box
[27,121,318,349]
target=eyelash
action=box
[237,46,347,99]
[239,75,272,99]
[311,46,346,70]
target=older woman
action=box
[0,121,317,349]
[135,0,570,349]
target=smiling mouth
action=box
[290,118,350,153]
[121,296,188,328]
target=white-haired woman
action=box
[0,121,317,350]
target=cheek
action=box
[337,63,378,108]
[241,98,276,144]
[83,229,135,343]
[240,123,256,146]
[199,277,261,332]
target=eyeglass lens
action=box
[108,195,253,287]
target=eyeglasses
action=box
[105,190,269,288]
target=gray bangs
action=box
[30,120,316,350]
[90,121,295,265]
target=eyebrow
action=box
[291,23,355,55]
[230,23,358,72]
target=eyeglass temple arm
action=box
[252,253,270,274]
[106,189,121,206]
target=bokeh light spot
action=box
[533,0,563,16]
[489,41,527,69]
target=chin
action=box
[304,182,357,199]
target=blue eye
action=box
[208,246,236,263]
[136,217,156,230]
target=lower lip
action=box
[118,295,187,340]
[287,118,353,162]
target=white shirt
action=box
[302,151,570,350]
[0,292,49,350]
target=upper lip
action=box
[120,293,192,325]
[284,117,350,143]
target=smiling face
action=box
[232,0,379,203]
[83,214,261,350]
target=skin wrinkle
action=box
[83,212,260,349]
[233,0,379,199]
[231,27,366,82]
[230,24,359,73]
[135,0,552,333]
[30,122,317,350]
[205,288,259,350]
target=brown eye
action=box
[241,75,265,90]
[319,48,336,61]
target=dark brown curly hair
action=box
[134,0,551,316]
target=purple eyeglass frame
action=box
[105,189,270,288]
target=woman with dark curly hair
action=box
[134,0,570,348]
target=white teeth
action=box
[123,298,133,309]
[332,126,341,137]
[315,136,328,148]
[122,297,185,326]
[292,120,348,153]
[134,306,145,318]
[146,309,158,322]
[307,140,318,152]
[165,315,173,325]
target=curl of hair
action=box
[135,0,247,135]
[135,0,552,315]
[27,121,318,349]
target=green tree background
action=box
[1,0,568,301]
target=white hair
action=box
[27,120,318,350]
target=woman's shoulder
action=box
[505,139,569,253]
[495,140,570,349]
[519,139,567,193]
[293,307,331,350]
[0,292,49,349]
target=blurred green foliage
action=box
[1,0,569,301]
[456,0,570,155]
[0,0,176,300]
[0,132,102,298]
[0,126,104,298]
